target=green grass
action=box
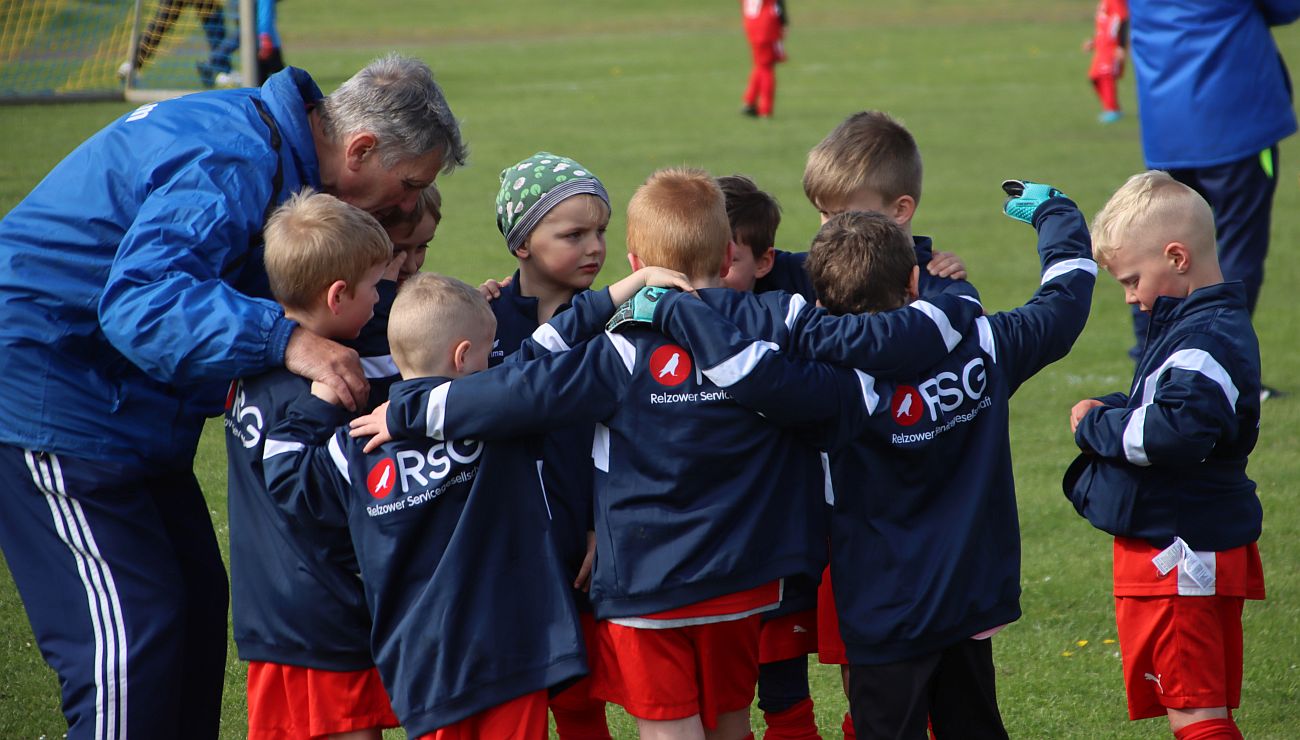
[2,1,1298,736]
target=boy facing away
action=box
[225,189,398,739]
[1065,171,1264,740]
[653,180,1096,739]
[365,167,988,739]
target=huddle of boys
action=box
[229,108,1265,740]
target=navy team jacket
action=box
[1066,281,1262,552]
[488,270,597,601]
[384,289,983,620]
[262,380,586,736]
[226,281,401,669]
[658,198,1096,663]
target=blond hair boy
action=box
[228,188,399,740]
[1067,171,1264,739]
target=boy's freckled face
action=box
[722,240,764,292]
[817,189,890,224]
[337,262,389,339]
[1104,244,1184,312]
[520,195,609,292]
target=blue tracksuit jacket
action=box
[0,67,323,465]
[658,198,1096,663]
[384,289,983,619]
[1128,0,1299,168]
[226,281,399,670]
[1066,282,1262,552]
[488,271,596,596]
[262,380,586,735]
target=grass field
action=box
[1,1,1298,737]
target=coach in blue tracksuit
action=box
[1126,0,1298,371]
[0,55,464,739]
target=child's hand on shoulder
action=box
[310,380,344,406]
[608,266,696,306]
[1070,398,1105,433]
[350,401,393,453]
[478,274,513,301]
[928,251,968,281]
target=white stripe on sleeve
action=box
[702,341,779,388]
[976,316,997,364]
[1041,257,1098,285]
[605,332,637,373]
[360,354,399,379]
[909,300,962,352]
[1140,349,1239,409]
[853,369,880,415]
[1122,404,1150,466]
[531,323,571,353]
[327,435,352,484]
[424,383,450,441]
[262,438,304,460]
[783,293,808,332]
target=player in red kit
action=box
[1084,0,1128,124]
[741,0,787,118]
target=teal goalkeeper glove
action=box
[607,286,671,332]
[1002,179,1067,224]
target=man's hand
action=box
[284,327,368,412]
[350,401,392,453]
[1070,398,1105,433]
[1002,180,1068,225]
[478,274,513,300]
[927,250,968,280]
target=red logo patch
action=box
[367,458,397,499]
[891,386,923,426]
[649,344,692,387]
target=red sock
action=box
[1093,75,1119,112]
[1173,717,1243,740]
[762,698,821,740]
[841,710,857,740]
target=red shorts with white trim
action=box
[760,609,818,664]
[1114,594,1246,720]
[246,662,398,740]
[415,690,549,740]
[591,616,761,728]
[816,566,848,665]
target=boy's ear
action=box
[754,247,777,279]
[1164,241,1191,274]
[890,194,917,227]
[627,252,645,271]
[451,338,473,374]
[719,240,736,278]
[344,132,378,171]
[907,265,921,302]
[325,279,350,315]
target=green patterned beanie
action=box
[496,152,610,254]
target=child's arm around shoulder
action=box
[983,181,1098,393]
[1073,336,1244,467]
[260,382,354,528]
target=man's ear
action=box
[754,247,777,279]
[451,338,473,374]
[325,279,349,315]
[1164,241,1191,274]
[890,194,917,227]
[344,132,378,172]
[627,252,645,271]
[719,240,736,278]
[907,265,921,302]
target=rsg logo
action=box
[898,357,988,424]
[394,440,484,494]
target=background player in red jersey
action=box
[1083,0,1129,124]
[741,0,788,118]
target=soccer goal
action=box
[1,0,254,104]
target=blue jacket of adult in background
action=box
[1128,0,1299,168]
[0,68,322,466]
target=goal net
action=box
[1,0,253,104]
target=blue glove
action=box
[1002,180,1067,224]
[607,286,672,332]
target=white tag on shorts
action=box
[1151,536,1215,590]
[1152,538,1185,577]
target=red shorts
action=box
[591,616,761,728]
[1114,594,1246,720]
[760,609,818,664]
[416,690,549,740]
[816,566,848,665]
[246,662,398,740]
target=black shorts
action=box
[847,638,1008,740]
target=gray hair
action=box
[318,53,468,173]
